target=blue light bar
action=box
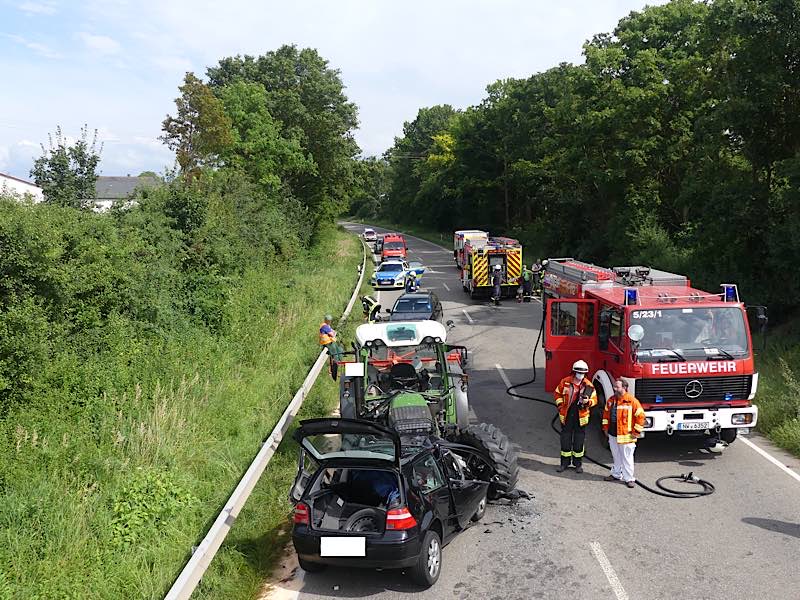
[724,392,734,401]
[655,394,664,403]
[721,284,739,302]
[625,288,638,305]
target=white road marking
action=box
[495,364,512,390]
[462,309,474,324]
[740,436,800,484]
[590,541,629,600]
[442,282,450,291]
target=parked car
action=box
[370,260,425,289]
[388,292,443,322]
[363,228,377,242]
[290,418,491,587]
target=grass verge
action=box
[193,239,374,599]
[0,227,363,600]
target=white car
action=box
[363,228,377,242]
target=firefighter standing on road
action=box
[602,379,645,488]
[517,264,534,301]
[491,264,503,304]
[555,360,597,473]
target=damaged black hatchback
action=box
[290,418,492,588]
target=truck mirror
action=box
[627,324,645,342]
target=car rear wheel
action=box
[410,530,441,587]
[298,557,326,573]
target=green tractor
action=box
[335,320,519,498]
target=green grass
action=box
[753,331,800,456]
[0,227,364,600]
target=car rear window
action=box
[394,299,432,313]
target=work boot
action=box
[556,460,569,473]
[574,465,584,474]
[626,481,636,488]
[604,475,618,482]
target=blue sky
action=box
[0,0,665,180]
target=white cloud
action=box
[77,32,121,54]
[17,1,57,16]
[0,140,41,179]
[151,55,194,74]
[4,33,61,59]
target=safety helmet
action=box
[572,359,589,374]
[494,264,502,270]
[324,314,333,322]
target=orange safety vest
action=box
[554,376,597,426]
[319,322,335,345]
[602,392,646,444]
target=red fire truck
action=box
[542,258,766,445]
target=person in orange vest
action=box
[554,359,597,473]
[319,314,342,361]
[602,379,646,488]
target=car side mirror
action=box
[446,319,455,330]
[385,308,392,313]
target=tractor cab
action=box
[338,321,470,437]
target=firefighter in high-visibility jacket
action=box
[555,360,597,473]
[602,379,646,488]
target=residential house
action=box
[92,175,160,211]
[0,172,44,202]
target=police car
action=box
[370,260,426,289]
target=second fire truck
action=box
[461,237,523,299]
[541,258,766,445]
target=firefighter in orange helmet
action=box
[555,359,597,473]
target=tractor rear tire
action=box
[458,423,519,499]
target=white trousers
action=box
[609,436,636,482]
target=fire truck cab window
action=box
[551,302,595,337]
[609,309,623,348]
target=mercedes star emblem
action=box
[684,379,703,399]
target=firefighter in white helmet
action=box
[554,359,597,473]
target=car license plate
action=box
[380,280,391,285]
[320,537,365,557]
[677,421,709,430]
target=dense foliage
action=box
[0,44,364,598]
[374,0,800,316]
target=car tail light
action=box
[293,502,310,525]
[386,507,417,530]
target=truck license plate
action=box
[677,422,709,431]
[320,537,365,557]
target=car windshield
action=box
[384,242,404,250]
[393,299,432,313]
[632,307,749,360]
[378,263,403,273]
[364,229,374,235]
[302,432,396,462]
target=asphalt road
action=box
[268,223,800,600]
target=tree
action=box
[30,125,102,209]
[207,45,360,224]
[160,72,234,178]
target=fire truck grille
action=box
[636,375,753,404]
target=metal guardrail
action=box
[165,238,367,600]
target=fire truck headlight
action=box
[644,417,653,429]
[731,413,753,425]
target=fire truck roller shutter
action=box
[473,254,490,287]
[505,249,522,283]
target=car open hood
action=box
[294,418,401,468]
